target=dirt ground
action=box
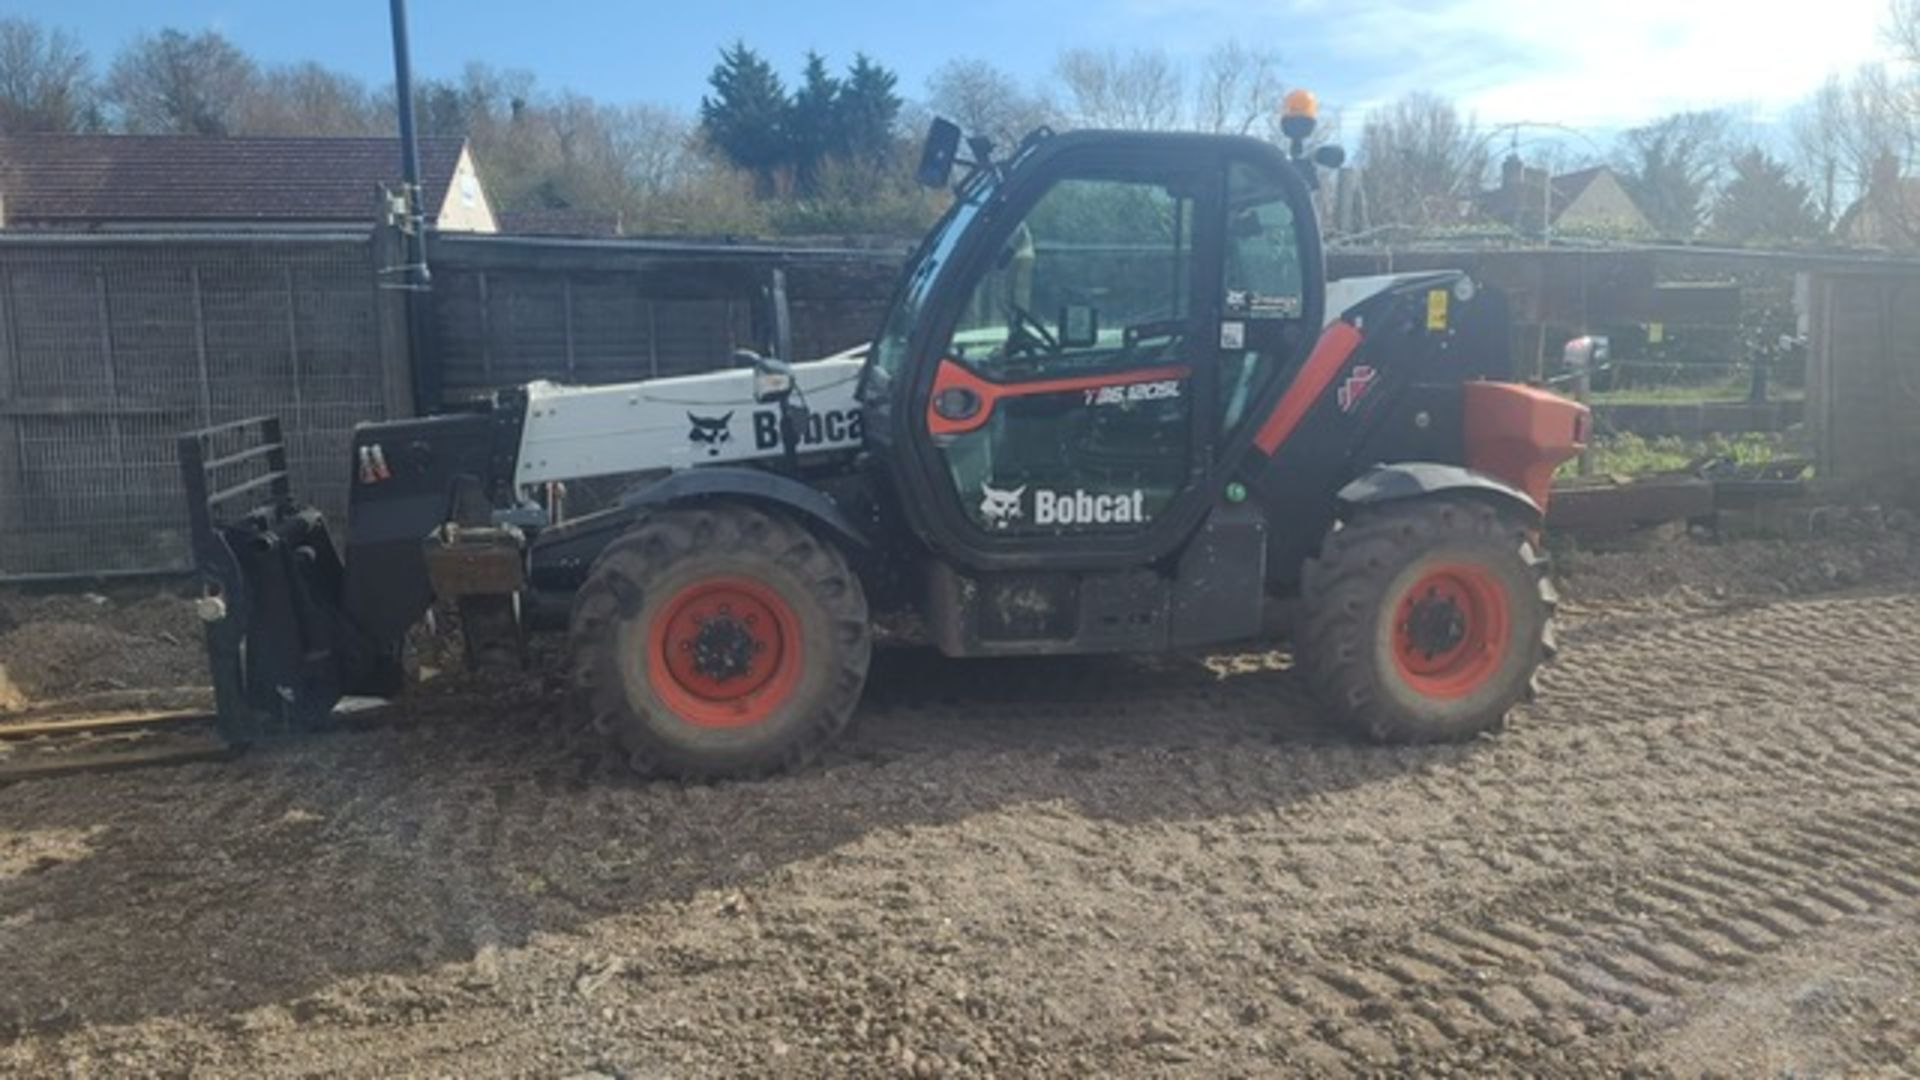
[0,590,207,714]
[1,528,1918,1077]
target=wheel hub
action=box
[647,577,804,727]
[685,607,763,683]
[1403,589,1468,659]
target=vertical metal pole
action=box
[190,266,213,426]
[95,269,129,529]
[768,267,792,361]
[390,0,433,413]
[390,0,425,258]
[283,266,306,430]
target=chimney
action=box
[1502,154,1525,191]
[1871,152,1902,193]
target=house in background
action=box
[1835,155,1920,249]
[1478,155,1652,238]
[0,134,497,233]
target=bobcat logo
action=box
[686,412,734,457]
[978,482,1026,529]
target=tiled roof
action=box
[0,134,468,227]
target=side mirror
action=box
[1313,145,1347,170]
[916,118,963,189]
[752,354,796,403]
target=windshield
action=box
[865,169,998,395]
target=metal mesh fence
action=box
[427,236,901,403]
[0,234,391,578]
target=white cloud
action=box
[1118,0,1894,128]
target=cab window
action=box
[943,177,1195,378]
[1219,161,1307,433]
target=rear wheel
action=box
[569,504,870,779]
[1296,497,1554,744]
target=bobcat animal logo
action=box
[978,482,1026,529]
[686,412,734,457]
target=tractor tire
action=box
[1296,496,1555,744]
[569,503,871,780]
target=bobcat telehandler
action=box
[178,93,1589,778]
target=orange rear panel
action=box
[1462,382,1589,510]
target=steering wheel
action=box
[1004,303,1059,358]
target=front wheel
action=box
[1296,497,1555,744]
[569,504,871,779]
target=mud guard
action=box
[1337,463,1542,524]
[528,467,872,593]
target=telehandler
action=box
[178,94,1587,778]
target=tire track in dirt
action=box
[3,570,1920,1076]
[1263,804,1920,1073]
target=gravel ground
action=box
[0,531,1917,1077]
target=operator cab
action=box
[861,126,1326,571]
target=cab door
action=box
[894,141,1226,568]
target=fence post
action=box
[190,266,213,426]
[1575,364,1593,477]
[0,266,17,555]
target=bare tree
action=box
[1193,41,1283,136]
[0,17,96,133]
[604,104,698,199]
[926,58,1056,151]
[233,62,381,136]
[1355,93,1486,230]
[1054,47,1185,131]
[1890,0,1920,64]
[104,28,257,135]
[1790,64,1917,235]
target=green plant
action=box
[1559,431,1787,478]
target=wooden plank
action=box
[0,709,215,741]
[0,735,233,783]
[1548,476,1716,536]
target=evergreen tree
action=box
[699,42,788,193]
[1712,148,1826,245]
[787,51,840,193]
[835,53,901,165]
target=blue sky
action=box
[11,0,1899,135]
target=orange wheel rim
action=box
[1391,562,1511,699]
[646,577,803,728]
